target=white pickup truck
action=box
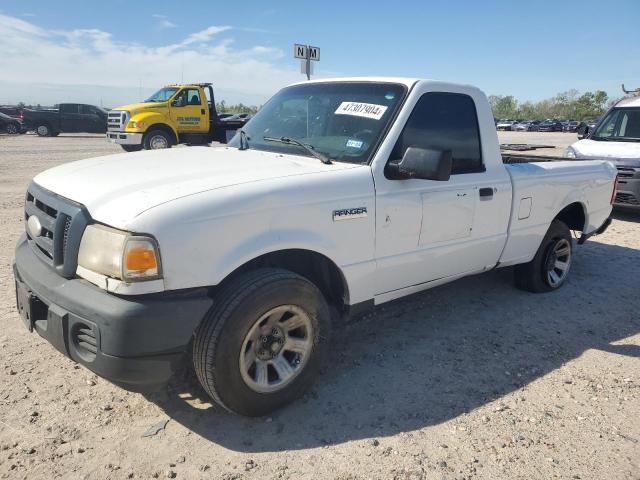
[13,78,616,416]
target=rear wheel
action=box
[5,123,19,134]
[514,219,572,293]
[121,145,143,152]
[143,129,173,150]
[36,124,51,137]
[193,268,330,416]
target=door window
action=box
[186,89,201,106]
[174,89,201,107]
[391,92,483,174]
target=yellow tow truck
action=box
[106,83,245,151]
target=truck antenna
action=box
[621,84,640,96]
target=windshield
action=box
[228,82,407,164]
[593,108,640,142]
[144,87,179,103]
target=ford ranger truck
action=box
[14,78,616,416]
[106,83,245,152]
[565,95,640,210]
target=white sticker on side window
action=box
[335,102,388,120]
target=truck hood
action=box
[571,139,640,160]
[33,147,359,228]
[112,102,167,112]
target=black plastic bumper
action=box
[577,216,612,245]
[13,235,213,392]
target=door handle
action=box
[201,108,205,115]
[479,187,494,198]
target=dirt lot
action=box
[0,133,638,480]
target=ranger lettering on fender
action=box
[333,207,368,221]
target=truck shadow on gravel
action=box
[146,240,640,452]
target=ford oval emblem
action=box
[27,215,42,238]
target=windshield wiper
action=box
[238,129,250,150]
[263,136,331,164]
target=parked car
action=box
[0,112,26,134]
[24,103,108,137]
[538,120,564,132]
[0,106,24,121]
[514,120,540,131]
[496,119,517,131]
[221,112,253,122]
[564,120,585,133]
[566,96,640,210]
[14,77,616,416]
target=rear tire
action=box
[121,145,143,152]
[36,124,51,137]
[143,129,173,150]
[5,123,19,135]
[514,219,573,293]
[193,268,331,416]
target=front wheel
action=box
[193,268,330,416]
[514,219,572,293]
[5,123,19,134]
[143,129,173,150]
[121,145,143,152]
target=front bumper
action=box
[13,235,213,392]
[106,131,143,145]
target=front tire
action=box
[514,219,572,293]
[121,145,143,152]
[143,129,173,150]
[5,123,19,134]
[193,268,330,416]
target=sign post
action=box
[294,44,320,80]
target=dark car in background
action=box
[514,120,540,131]
[538,120,564,132]
[0,112,26,134]
[0,106,24,121]
[23,103,108,137]
[220,112,253,123]
[564,120,585,132]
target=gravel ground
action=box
[0,133,638,480]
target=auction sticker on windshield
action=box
[335,102,388,120]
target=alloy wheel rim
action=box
[7,124,18,134]
[545,238,571,287]
[239,305,313,393]
[37,126,48,136]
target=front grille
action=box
[616,167,639,179]
[24,182,90,278]
[615,192,640,206]
[107,110,129,131]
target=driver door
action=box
[372,88,512,300]
[170,88,208,133]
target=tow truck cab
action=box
[106,83,245,151]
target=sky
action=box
[0,0,638,107]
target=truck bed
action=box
[502,153,574,164]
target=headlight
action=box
[77,224,162,281]
[564,147,577,159]
[129,121,145,129]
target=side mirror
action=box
[171,98,185,107]
[577,124,589,139]
[387,147,452,181]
